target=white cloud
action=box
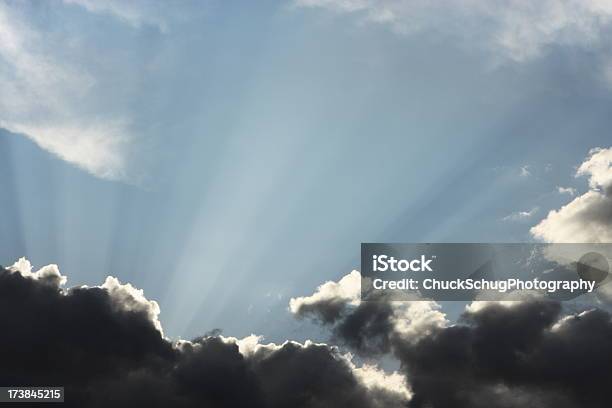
[503,206,539,221]
[531,190,612,242]
[531,147,612,243]
[101,276,164,335]
[0,2,132,180]
[4,121,129,180]
[520,165,531,177]
[390,300,447,344]
[289,269,362,314]
[465,292,545,313]
[577,146,612,189]
[351,363,412,402]
[7,257,67,287]
[557,186,577,195]
[295,0,612,62]
[290,270,448,344]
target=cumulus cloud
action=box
[101,276,164,335]
[8,257,67,287]
[290,271,447,354]
[0,260,408,407]
[291,271,612,407]
[295,0,612,62]
[290,270,361,323]
[226,337,411,408]
[5,258,612,407]
[531,147,612,242]
[578,146,612,190]
[395,299,612,408]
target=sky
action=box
[2,0,612,343]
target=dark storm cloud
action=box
[293,271,612,408]
[7,259,612,408]
[247,340,392,408]
[333,299,396,355]
[399,300,612,408]
[290,273,446,356]
[289,271,416,355]
[0,265,408,408]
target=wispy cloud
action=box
[0,2,132,180]
[503,206,539,221]
[520,165,531,177]
[295,0,612,63]
[63,0,175,31]
[557,186,576,196]
[0,1,195,181]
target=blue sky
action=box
[2,0,612,340]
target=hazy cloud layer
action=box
[531,147,612,242]
[2,0,610,183]
[296,0,612,62]
[62,0,177,30]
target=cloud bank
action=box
[291,271,612,408]
[0,260,408,408]
[4,257,612,407]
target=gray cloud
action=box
[289,271,447,355]
[7,257,612,407]
[292,271,612,408]
[0,260,409,408]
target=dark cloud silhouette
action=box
[0,263,409,407]
[333,299,396,355]
[292,272,612,408]
[6,257,612,408]
[292,286,397,355]
[290,272,447,356]
[400,300,612,408]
